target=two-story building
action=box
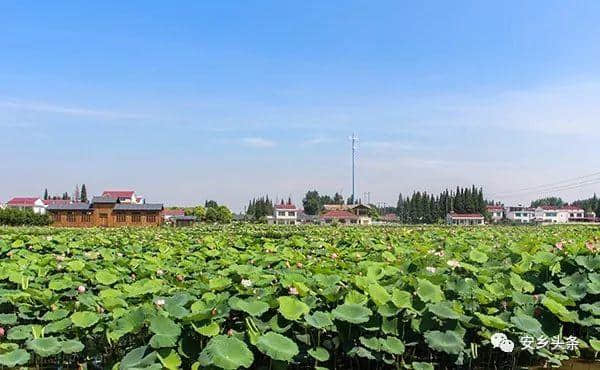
[505,206,535,223]
[320,204,372,225]
[486,205,504,222]
[533,205,585,223]
[267,201,299,225]
[446,213,485,225]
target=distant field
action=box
[0,225,599,369]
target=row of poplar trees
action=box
[396,185,487,224]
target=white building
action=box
[446,213,485,226]
[267,202,299,225]
[5,197,47,214]
[486,205,504,222]
[534,206,585,223]
[101,190,144,204]
[505,206,536,223]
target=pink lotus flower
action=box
[289,287,299,295]
[77,285,86,294]
[227,329,234,336]
[176,275,184,282]
[331,253,338,259]
[0,327,5,337]
[447,260,460,269]
[555,242,564,250]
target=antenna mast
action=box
[350,133,359,205]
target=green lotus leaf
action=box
[469,249,488,263]
[509,273,534,293]
[428,302,461,320]
[308,347,330,362]
[229,296,270,317]
[71,311,100,328]
[95,270,119,285]
[332,303,372,324]
[41,309,70,321]
[391,289,413,309]
[0,313,17,325]
[542,297,578,323]
[67,260,85,272]
[61,339,85,354]
[149,334,178,348]
[256,332,299,362]
[474,313,511,330]
[149,316,181,337]
[368,283,391,306]
[510,312,542,336]
[416,279,444,303]
[0,349,30,367]
[7,325,33,341]
[423,330,465,355]
[119,345,159,370]
[412,362,435,370]
[380,336,405,355]
[305,311,333,329]
[195,322,220,337]
[48,277,73,291]
[157,349,182,370]
[209,277,232,291]
[199,335,254,369]
[277,296,309,321]
[590,338,600,352]
[27,337,62,357]
[44,318,72,334]
[359,336,381,351]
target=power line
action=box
[491,170,600,197]
[493,177,600,199]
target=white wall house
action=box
[534,206,585,223]
[101,190,144,204]
[486,205,504,222]
[5,197,47,214]
[505,206,535,223]
[267,202,298,225]
[446,213,485,225]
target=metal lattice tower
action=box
[349,133,359,204]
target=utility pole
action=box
[350,133,359,205]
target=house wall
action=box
[49,206,162,227]
[50,211,95,227]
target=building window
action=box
[132,214,141,222]
[289,212,296,217]
[53,213,61,222]
[117,214,126,222]
[82,214,91,222]
[147,215,156,223]
[67,213,76,222]
[278,211,285,216]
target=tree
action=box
[246,196,274,221]
[346,195,354,206]
[303,191,322,215]
[74,185,80,202]
[531,197,564,208]
[333,192,344,205]
[205,200,218,209]
[62,192,69,200]
[80,184,88,203]
[43,189,48,200]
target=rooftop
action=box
[113,203,163,211]
[6,197,40,206]
[321,210,358,220]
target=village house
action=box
[505,205,536,223]
[101,190,144,204]
[5,197,47,214]
[47,195,163,227]
[534,205,585,223]
[163,209,185,222]
[486,205,504,222]
[320,204,373,225]
[267,201,299,225]
[446,213,485,225]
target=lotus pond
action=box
[0,225,599,369]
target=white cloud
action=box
[303,136,334,145]
[241,137,276,148]
[0,99,147,120]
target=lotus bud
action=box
[56,255,65,262]
[176,275,184,282]
[211,308,217,316]
[555,242,564,250]
[227,329,234,336]
[289,287,299,295]
[97,306,105,314]
[75,302,81,309]
[130,273,136,280]
[285,261,291,268]
[156,269,164,276]
[331,253,338,259]
[0,327,4,337]
[296,262,303,268]
[155,299,165,308]
[117,252,123,257]
[51,304,58,311]
[57,264,64,271]
[77,285,86,294]
[241,279,253,288]
[534,307,542,317]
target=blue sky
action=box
[2,1,600,211]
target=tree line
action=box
[396,186,487,224]
[0,208,51,226]
[180,200,232,223]
[42,184,88,202]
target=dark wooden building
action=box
[48,196,163,227]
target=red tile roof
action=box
[448,213,484,219]
[275,203,297,210]
[321,210,358,220]
[486,205,503,210]
[538,205,584,211]
[43,199,72,206]
[102,190,135,199]
[163,209,185,216]
[6,197,40,206]
[381,213,398,221]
